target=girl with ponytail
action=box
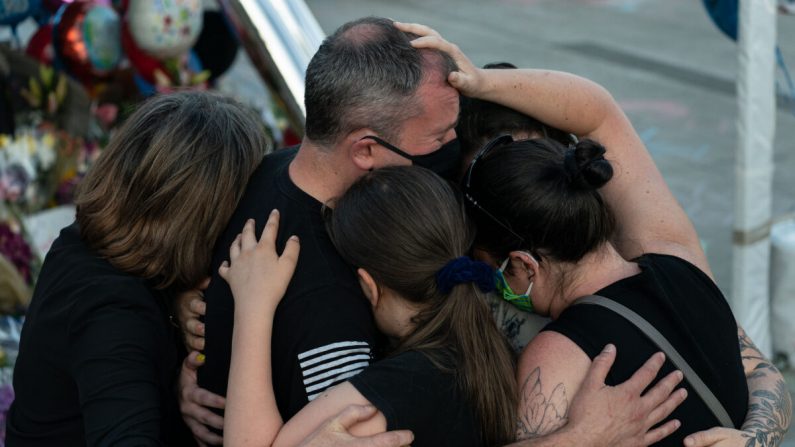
[218,166,516,447]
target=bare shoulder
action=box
[515,331,592,440]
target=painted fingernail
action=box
[196,353,205,363]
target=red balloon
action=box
[121,22,166,84]
[53,0,122,84]
[26,24,55,66]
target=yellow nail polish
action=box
[196,353,206,363]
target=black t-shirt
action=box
[543,254,748,446]
[200,147,382,420]
[7,224,193,446]
[349,350,481,447]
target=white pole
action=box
[732,0,777,356]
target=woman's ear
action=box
[357,268,380,308]
[509,250,540,282]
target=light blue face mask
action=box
[495,255,534,313]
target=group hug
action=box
[3,16,792,447]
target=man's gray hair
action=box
[304,17,457,146]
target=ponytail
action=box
[398,282,517,446]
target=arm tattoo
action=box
[515,367,569,440]
[737,330,792,447]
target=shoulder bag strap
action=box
[574,294,734,428]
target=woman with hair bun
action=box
[465,135,747,446]
[394,20,791,447]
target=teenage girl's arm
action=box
[219,211,297,446]
[219,211,409,447]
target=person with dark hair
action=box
[6,91,268,445]
[217,168,686,447]
[456,62,573,178]
[467,136,748,446]
[401,22,791,446]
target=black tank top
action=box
[543,254,748,446]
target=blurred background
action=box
[2,0,795,444]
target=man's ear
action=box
[348,130,379,171]
[357,268,380,307]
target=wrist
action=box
[469,68,493,99]
[233,292,280,315]
[555,421,607,447]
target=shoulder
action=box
[515,331,591,439]
[638,240,714,280]
[66,276,164,341]
[639,252,721,293]
[351,351,437,382]
[518,331,591,381]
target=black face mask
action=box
[362,135,461,181]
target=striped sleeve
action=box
[298,341,373,401]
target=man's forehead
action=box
[418,79,460,124]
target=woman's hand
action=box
[683,427,755,446]
[393,21,487,98]
[218,209,300,314]
[174,278,209,351]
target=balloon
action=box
[702,0,737,41]
[193,10,238,82]
[125,0,202,59]
[53,0,122,82]
[25,23,55,65]
[131,49,202,95]
[0,0,40,27]
[121,21,165,84]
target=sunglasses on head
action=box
[461,134,526,245]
